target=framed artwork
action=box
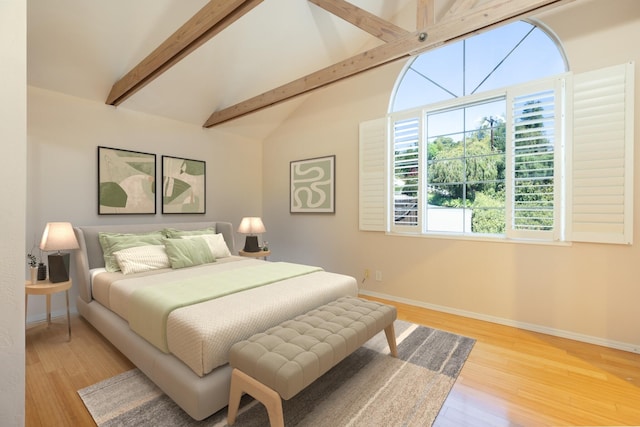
[162,155,206,214]
[98,146,156,215]
[290,155,335,213]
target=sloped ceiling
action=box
[27,0,414,139]
[29,0,604,140]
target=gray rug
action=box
[78,321,474,426]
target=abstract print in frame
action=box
[290,155,335,213]
[98,146,156,215]
[162,155,206,214]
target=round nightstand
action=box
[239,250,271,260]
[25,278,72,339]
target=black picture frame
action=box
[290,155,335,213]
[98,146,156,215]
[161,155,206,214]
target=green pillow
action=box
[99,231,165,272]
[164,238,215,269]
[163,226,216,238]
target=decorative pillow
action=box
[113,245,171,275]
[181,233,232,258]
[98,231,165,272]
[164,237,215,269]
[163,226,216,239]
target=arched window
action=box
[391,21,567,113]
[360,21,633,244]
[387,21,569,238]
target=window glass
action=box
[425,98,507,234]
[390,21,567,239]
[391,21,566,113]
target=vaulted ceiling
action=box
[28,0,575,140]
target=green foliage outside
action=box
[471,192,506,234]
[427,117,506,233]
[394,101,553,234]
[512,102,554,231]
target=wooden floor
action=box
[25,297,640,426]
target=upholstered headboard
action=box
[72,222,235,304]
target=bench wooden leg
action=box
[227,369,243,425]
[384,322,398,357]
[228,368,284,427]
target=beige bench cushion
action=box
[229,297,397,400]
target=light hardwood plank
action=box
[364,295,640,426]
[25,297,640,426]
[25,318,134,426]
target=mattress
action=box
[90,257,358,376]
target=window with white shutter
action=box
[358,21,633,244]
[358,62,633,244]
[390,114,421,233]
[506,79,564,241]
[568,62,634,244]
[358,118,387,231]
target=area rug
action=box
[78,321,474,426]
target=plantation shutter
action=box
[568,62,634,244]
[506,78,563,240]
[390,112,422,233]
[359,118,387,231]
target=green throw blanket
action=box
[129,262,323,352]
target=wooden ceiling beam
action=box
[106,0,263,106]
[204,0,574,128]
[416,0,436,29]
[443,0,480,22]
[308,0,409,42]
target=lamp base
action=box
[48,252,70,283]
[242,235,261,252]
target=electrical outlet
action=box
[375,270,382,281]
[364,269,370,280]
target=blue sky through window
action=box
[391,21,566,115]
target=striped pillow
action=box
[113,245,171,275]
[181,233,232,258]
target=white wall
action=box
[26,87,264,322]
[0,0,26,424]
[262,0,640,351]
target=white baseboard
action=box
[359,289,640,354]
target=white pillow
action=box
[113,245,171,275]
[181,233,232,259]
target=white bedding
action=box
[90,257,358,376]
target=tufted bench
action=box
[227,296,397,427]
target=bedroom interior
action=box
[2,0,640,425]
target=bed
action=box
[72,221,358,420]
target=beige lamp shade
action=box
[237,217,266,235]
[40,222,79,252]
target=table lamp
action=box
[40,222,79,283]
[237,217,265,252]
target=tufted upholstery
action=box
[229,296,397,400]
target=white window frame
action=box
[360,62,634,245]
[505,77,566,241]
[390,77,564,240]
[389,111,422,234]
